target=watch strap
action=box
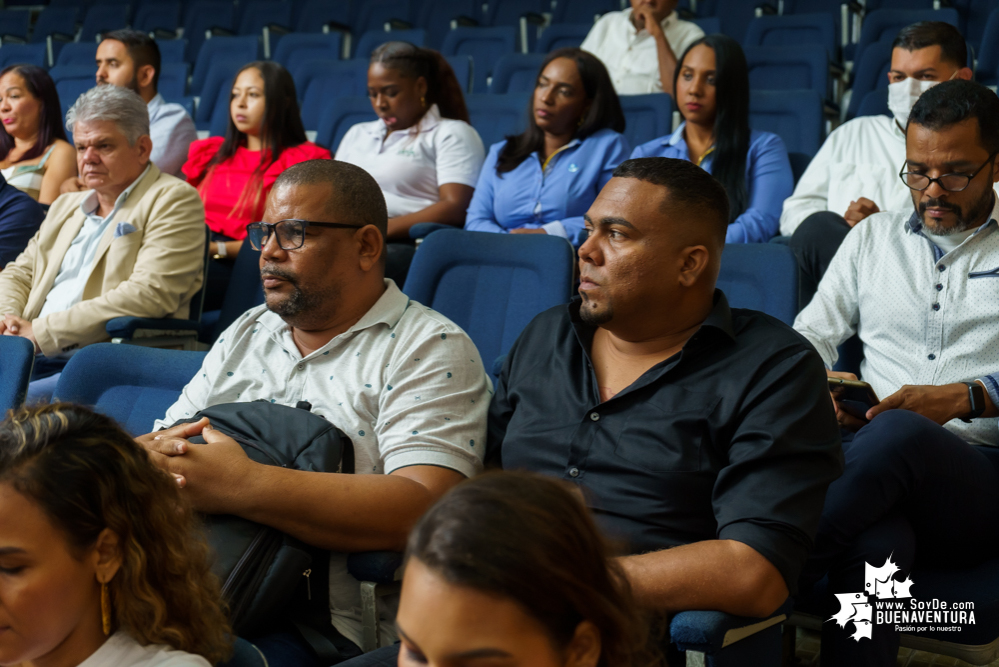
[961,381,986,423]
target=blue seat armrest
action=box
[492,354,506,377]
[410,222,457,240]
[106,316,200,340]
[347,551,403,584]
[670,598,793,654]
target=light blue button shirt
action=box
[148,93,197,177]
[631,122,794,243]
[38,165,150,318]
[464,128,630,247]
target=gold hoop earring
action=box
[421,95,427,108]
[101,582,112,635]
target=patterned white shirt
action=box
[793,198,999,445]
[580,9,704,95]
[156,279,491,646]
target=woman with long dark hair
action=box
[631,35,793,243]
[464,48,629,247]
[0,403,231,666]
[182,61,330,307]
[381,472,660,667]
[0,64,76,204]
[335,41,484,284]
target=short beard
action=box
[261,264,333,323]
[579,294,613,326]
[920,188,995,236]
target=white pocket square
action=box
[114,222,137,238]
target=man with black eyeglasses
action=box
[138,159,491,665]
[793,80,999,666]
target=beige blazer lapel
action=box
[22,208,87,319]
[87,165,161,273]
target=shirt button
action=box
[569,467,580,478]
[928,354,936,360]
[936,283,943,291]
[932,303,940,311]
[297,363,304,371]
[938,265,946,272]
[589,412,600,421]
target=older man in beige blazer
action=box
[0,85,205,397]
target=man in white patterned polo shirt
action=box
[139,159,490,663]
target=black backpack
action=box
[170,399,354,649]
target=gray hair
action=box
[66,85,150,145]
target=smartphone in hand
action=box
[828,377,880,420]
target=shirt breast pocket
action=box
[614,390,721,473]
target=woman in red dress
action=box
[183,61,330,309]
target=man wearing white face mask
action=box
[782,22,973,308]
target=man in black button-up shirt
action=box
[487,158,843,620]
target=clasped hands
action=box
[827,370,975,432]
[137,417,256,514]
[0,314,39,353]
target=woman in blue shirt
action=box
[631,34,793,243]
[464,48,629,247]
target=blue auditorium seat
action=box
[236,0,292,58]
[745,44,830,101]
[30,7,78,45]
[445,54,472,92]
[717,243,798,325]
[181,0,236,64]
[549,0,617,24]
[79,3,129,42]
[536,22,590,52]
[464,92,530,148]
[414,0,478,50]
[353,28,427,60]
[352,0,412,36]
[0,10,31,43]
[672,599,795,666]
[713,0,777,42]
[479,0,548,50]
[749,89,824,157]
[54,344,207,436]
[744,13,839,62]
[856,87,890,118]
[845,34,892,120]
[848,8,959,65]
[964,0,997,55]
[780,0,852,50]
[0,337,34,415]
[0,43,47,69]
[441,26,518,93]
[50,65,95,117]
[155,38,188,63]
[273,32,343,71]
[158,62,189,101]
[55,40,97,67]
[975,8,999,86]
[194,57,245,131]
[292,0,352,33]
[691,16,721,35]
[190,35,259,96]
[134,1,182,35]
[299,60,370,130]
[488,52,544,93]
[620,93,673,151]
[315,95,377,151]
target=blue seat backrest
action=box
[745,44,829,100]
[0,43,47,69]
[353,28,427,59]
[182,0,236,64]
[445,54,472,92]
[56,40,97,67]
[744,14,837,62]
[690,16,720,35]
[273,32,342,71]
[79,3,129,41]
[713,0,764,42]
[964,0,996,54]
[315,95,377,151]
[195,57,246,126]
[489,52,544,93]
[0,337,35,415]
[441,26,517,93]
[353,0,412,34]
[465,92,530,149]
[550,0,617,24]
[210,245,265,342]
[482,0,549,26]
[620,93,673,150]
[31,7,79,43]
[857,87,890,118]
[134,1,182,34]
[416,0,478,49]
[536,22,590,52]
[402,229,575,381]
[156,38,188,62]
[191,35,259,96]
[293,0,351,32]
[208,77,235,136]
[299,60,370,130]
[853,8,959,65]
[749,89,823,156]
[0,10,31,41]
[51,65,96,117]
[845,34,893,119]
[54,344,207,436]
[975,8,999,86]
[717,243,798,325]
[237,0,292,35]
[158,62,190,99]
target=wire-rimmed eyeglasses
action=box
[246,219,365,251]
[899,151,999,192]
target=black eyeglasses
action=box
[246,219,365,251]
[899,151,999,192]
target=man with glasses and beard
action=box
[794,79,999,666]
[138,159,491,664]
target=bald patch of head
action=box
[273,159,388,237]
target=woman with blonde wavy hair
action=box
[0,403,231,667]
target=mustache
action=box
[919,198,960,213]
[260,264,299,285]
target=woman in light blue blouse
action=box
[631,34,793,243]
[464,48,629,247]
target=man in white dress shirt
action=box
[580,0,704,96]
[140,159,491,665]
[794,79,999,666]
[783,22,973,308]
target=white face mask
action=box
[888,77,939,127]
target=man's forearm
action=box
[655,34,678,95]
[618,539,789,618]
[238,465,460,552]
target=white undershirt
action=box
[928,224,980,255]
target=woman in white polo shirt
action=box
[335,41,485,284]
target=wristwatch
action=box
[960,381,986,423]
[212,241,228,261]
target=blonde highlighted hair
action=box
[0,403,232,663]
